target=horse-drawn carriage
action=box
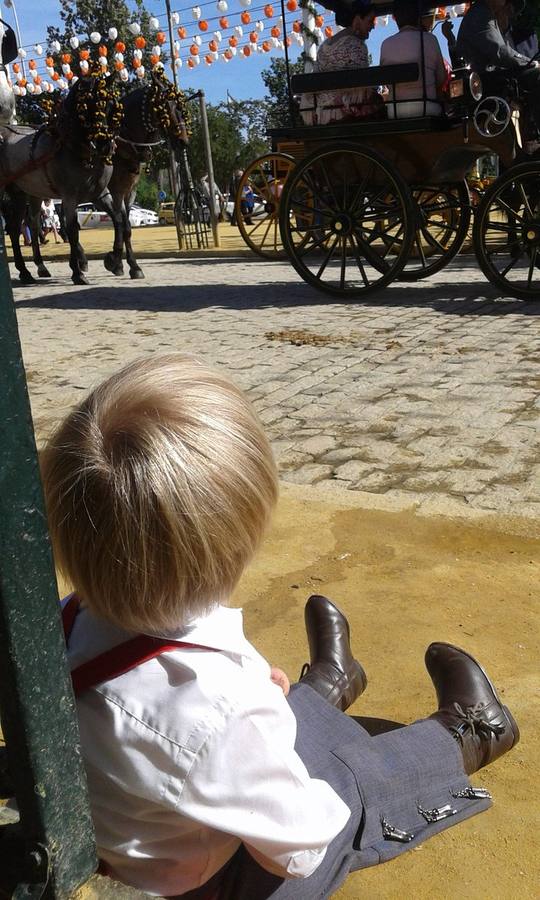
[234,0,540,300]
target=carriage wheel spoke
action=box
[414,233,428,268]
[354,229,391,272]
[316,235,340,279]
[518,183,534,219]
[497,197,525,223]
[339,238,347,290]
[349,234,370,286]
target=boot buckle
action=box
[381,817,415,842]
[451,786,492,800]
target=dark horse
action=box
[102,71,190,279]
[0,73,123,284]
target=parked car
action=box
[158,201,175,225]
[130,205,158,227]
[224,193,266,222]
[76,203,110,229]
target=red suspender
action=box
[62,595,215,697]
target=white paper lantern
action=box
[12,84,20,96]
[175,57,182,68]
[34,84,42,94]
[217,0,228,12]
[120,67,129,81]
[239,0,252,7]
[174,40,180,50]
[194,56,200,65]
[19,86,26,96]
[172,12,180,25]
[80,59,89,72]
[230,46,237,55]
[62,63,71,74]
[27,82,35,93]
[72,76,78,84]
[234,25,243,37]
[149,16,159,30]
[51,40,61,52]
[249,41,256,51]
[18,47,26,57]
[46,66,54,76]
[256,21,264,32]
[58,78,67,89]
[214,30,222,42]
[194,35,202,46]
[136,65,145,78]
[114,52,124,62]
[99,55,107,66]
[133,48,143,59]
[211,50,219,59]
[90,31,101,43]
[68,36,78,49]
[34,43,43,54]
[108,27,118,40]
[192,7,201,20]
[128,22,141,35]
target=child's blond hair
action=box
[41,354,278,633]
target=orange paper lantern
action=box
[241,11,251,24]
[249,31,258,42]
[187,58,194,68]
[115,41,125,53]
[156,31,167,44]
[134,35,146,49]
[66,70,74,79]
[45,56,54,66]
[52,72,59,80]
[224,48,232,59]
[29,59,37,69]
[205,53,213,63]
[190,44,199,55]
[264,4,274,16]
[209,39,218,51]
[315,14,324,26]
[79,49,90,60]
[219,16,229,28]
[98,44,108,56]
[178,26,187,39]
[61,53,71,63]
[243,45,251,56]
[199,20,208,31]
[132,58,141,68]
[150,53,159,65]
[229,36,238,47]
[34,74,41,84]
[286,0,298,9]
[271,25,280,37]
[324,25,333,37]
[12,62,20,73]
[262,40,271,51]
[115,60,125,70]
[292,20,301,33]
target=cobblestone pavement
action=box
[13,254,540,518]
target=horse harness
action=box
[0,124,60,194]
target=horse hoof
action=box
[80,260,89,273]
[104,252,123,275]
[19,272,36,284]
[72,273,89,286]
[38,266,52,279]
[130,268,145,280]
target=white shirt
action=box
[380,29,446,104]
[66,603,351,896]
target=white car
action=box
[224,194,266,222]
[76,203,110,229]
[130,205,159,227]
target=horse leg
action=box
[64,198,89,285]
[3,190,35,283]
[78,242,89,272]
[124,199,144,279]
[97,191,125,276]
[28,197,52,278]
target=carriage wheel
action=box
[279,143,415,298]
[234,153,295,259]
[473,161,540,300]
[400,181,471,281]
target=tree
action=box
[261,58,303,129]
[46,0,158,72]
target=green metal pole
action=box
[0,231,97,896]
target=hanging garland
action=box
[73,68,123,164]
[142,67,192,139]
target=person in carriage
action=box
[379,0,448,118]
[456,0,540,147]
[299,0,385,125]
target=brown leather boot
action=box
[426,642,519,775]
[299,595,367,712]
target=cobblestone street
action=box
[14,253,540,518]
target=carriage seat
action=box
[293,63,433,126]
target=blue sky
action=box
[12,1,452,104]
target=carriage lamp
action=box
[446,67,483,121]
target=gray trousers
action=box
[216,684,492,899]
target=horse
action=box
[0,72,123,284]
[102,70,190,279]
[0,18,17,124]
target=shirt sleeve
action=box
[179,677,351,879]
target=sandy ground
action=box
[232,484,539,900]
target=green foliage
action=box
[46,0,161,75]
[135,171,160,210]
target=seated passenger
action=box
[380,0,447,118]
[456,0,540,141]
[300,0,384,126]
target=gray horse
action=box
[0,18,17,124]
[102,72,190,279]
[0,73,123,284]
